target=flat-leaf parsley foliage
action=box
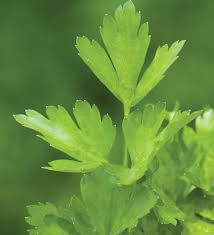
[14,1,214,234]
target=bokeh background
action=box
[0,0,213,234]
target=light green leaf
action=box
[123,102,166,166]
[81,168,158,235]
[156,110,202,149]
[26,203,58,227]
[26,203,76,235]
[100,1,150,108]
[155,203,185,225]
[200,209,214,221]
[196,109,214,135]
[76,37,119,100]
[133,40,185,105]
[182,220,214,235]
[14,100,116,173]
[73,100,116,158]
[43,160,100,173]
[183,109,214,193]
[76,1,184,110]
[121,103,201,185]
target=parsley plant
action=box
[14,1,214,234]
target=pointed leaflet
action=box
[80,168,157,235]
[76,37,119,100]
[133,41,185,106]
[76,1,185,110]
[43,160,100,173]
[14,100,116,173]
[121,103,201,185]
[183,109,214,194]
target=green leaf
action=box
[180,189,214,235]
[26,168,157,235]
[26,203,58,227]
[123,102,166,166]
[149,135,193,202]
[80,168,158,235]
[73,100,116,159]
[183,109,214,193]
[76,37,119,100]
[43,160,100,173]
[121,103,201,185]
[200,209,214,221]
[100,1,150,108]
[133,41,185,106]
[195,110,214,175]
[76,0,184,110]
[155,203,185,225]
[196,109,214,137]
[156,110,202,149]
[182,220,214,235]
[141,212,182,235]
[146,135,194,225]
[180,188,214,220]
[26,203,77,235]
[14,100,116,173]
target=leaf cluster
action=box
[14,1,214,235]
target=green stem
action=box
[123,105,130,167]
[123,145,128,167]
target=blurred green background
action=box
[0,0,213,234]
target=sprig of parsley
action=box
[14,1,214,234]
[76,1,185,114]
